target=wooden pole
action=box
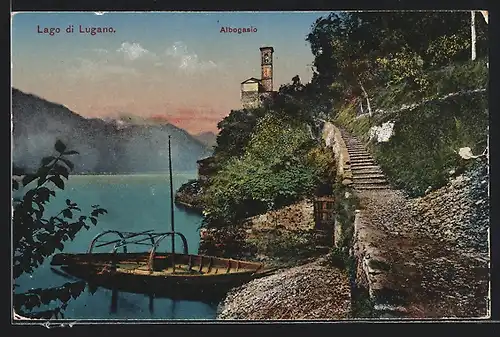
[168,135,175,272]
[471,11,477,61]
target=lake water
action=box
[14,173,218,320]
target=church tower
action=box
[260,46,274,92]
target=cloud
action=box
[117,42,154,61]
[165,41,217,73]
[94,12,106,16]
[92,48,109,55]
[68,58,139,81]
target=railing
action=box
[87,230,189,263]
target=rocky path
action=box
[341,129,490,319]
[217,259,351,320]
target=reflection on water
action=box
[14,174,218,320]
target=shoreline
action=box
[68,172,198,177]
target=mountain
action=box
[194,131,217,149]
[11,88,212,174]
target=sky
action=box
[12,11,332,134]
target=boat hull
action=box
[50,252,274,302]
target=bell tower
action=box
[260,46,274,92]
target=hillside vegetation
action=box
[203,100,336,226]
[305,12,488,197]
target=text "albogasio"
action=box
[220,26,257,34]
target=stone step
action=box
[353,170,385,177]
[348,151,370,156]
[351,161,376,167]
[350,158,375,162]
[350,155,373,160]
[353,173,386,179]
[353,178,388,185]
[347,149,368,154]
[355,184,391,190]
[351,163,380,168]
[350,158,374,163]
[349,150,370,155]
[349,154,372,159]
[351,166,382,173]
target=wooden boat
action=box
[50,250,277,301]
[50,136,277,302]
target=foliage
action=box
[198,226,248,258]
[245,113,313,163]
[203,115,323,225]
[372,92,488,197]
[14,281,87,319]
[372,58,488,109]
[333,184,360,249]
[376,48,429,90]
[214,107,266,160]
[247,229,325,266]
[422,58,488,98]
[307,11,488,109]
[12,140,107,318]
[334,104,375,143]
[306,144,337,195]
[266,75,333,125]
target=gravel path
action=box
[217,259,351,320]
[355,188,489,318]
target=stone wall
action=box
[323,122,353,248]
[241,91,260,109]
[242,199,314,232]
[322,122,352,185]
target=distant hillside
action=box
[12,88,212,174]
[194,131,217,149]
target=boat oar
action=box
[50,267,81,281]
[252,267,282,278]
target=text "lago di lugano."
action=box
[37,25,116,36]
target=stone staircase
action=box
[340,130,390,191]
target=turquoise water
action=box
[14,173,218,320]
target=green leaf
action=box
[53,164,69,179]
[60,157,75,171]
[54,140,67,153]
[22,174,37,187]
[63,150,79,156]
[49,176,65,189]
[55,241,64,252]
[90,217,97,226]
[62,209,73,219]
[41,156,56,167]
